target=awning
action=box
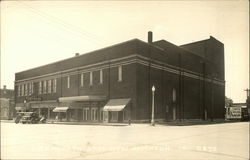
[15,103,26,110]
[103,98,130,111]
[15,107,26,110]
[53,107,69,112]
[59,95,106,102]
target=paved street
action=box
[1,122,249,160]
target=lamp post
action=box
[151,85,155,126]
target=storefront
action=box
[30,100,58,120]
[54,95,106,122]
[103,98,131,123]
[15,103,29,112]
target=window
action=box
[26,83,28,95]
[100,69,103,84]
[90,72,93,86]
[18,85,21,97]
[118,66,122,82]
[23,84,25,96]
[81,73,84,87]
[48,80,51,93]
[29,83,31,95]
[24,84,27,96]
[39,81,42,94]
[43,81,47,94]
[99,108,103,121]
[67,76,70,88]
[31,82,33,94]
[91,108,98,121]
[53,79,57,93]
[173,88,176,102]
[83,108,89,121]
[111,112,118,121]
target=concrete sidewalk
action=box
[0,119,129,126]
[1,119,242,126]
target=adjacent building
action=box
[14,32,225,123]
[1,85,15,120]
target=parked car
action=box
[18,112,42,124]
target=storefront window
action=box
[111,111,118,121]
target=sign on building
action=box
[225,106,242,119]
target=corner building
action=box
[15,32,225,123]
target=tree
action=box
[225,96,233,107]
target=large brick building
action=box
[14,32,225,123]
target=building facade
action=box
[14,32,225,123]
[1,85,15,120]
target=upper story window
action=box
[39,81,42,94]
[100,69,103,84]
[53,79,57,93]
[28,83,31,95]
[18,85,21,97]
[43,80,47,94]
[81,73,84,87]
[48,80,51,93]
[173,88,176,103]
[90,72,93,86]
[26,83,28,96]
[118,66,122,82]
[67,76,70,88]
[31,82,34,94]
[21,84,24,96]
[24,84,26,96]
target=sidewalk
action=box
[0,119,129,126]
[0,120,14,123]
[1,119,241,126]
[47,120,129,126]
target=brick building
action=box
[1,85,15,120]
[14,32,225,123]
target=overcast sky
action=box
[1,1,249,103]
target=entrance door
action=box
[83,108,89,121]
[91,107,98,122]
[110,111,118,123]
[103,111,108,123]
[99,108,103,122]
[173,107,176,120]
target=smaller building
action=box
[0,85,15,120]
[225,103,249,121]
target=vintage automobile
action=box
[18,112,42,124]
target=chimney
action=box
[3,85,6,90]
[148,31,153,44]
[75,53,79,56]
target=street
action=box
[1,122,249,160]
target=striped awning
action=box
[15,107,26,111]
[53,107,69,112]
[103,98,130,111]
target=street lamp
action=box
[151,85,155,126]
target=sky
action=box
[1,0,249,103]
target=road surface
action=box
[1,122,249,159]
